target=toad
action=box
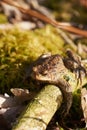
[25,50,86,129]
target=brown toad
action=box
[29,53,72,119]
[25,50,86,129]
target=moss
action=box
[0,25,65,93]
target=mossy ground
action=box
[0,25,65,93]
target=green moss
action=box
[0,25,65,93]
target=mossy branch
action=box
[12,85,63,130]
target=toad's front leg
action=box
[48,78,72,129]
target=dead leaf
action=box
[0,88,31,129]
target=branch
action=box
[12,85,63,130]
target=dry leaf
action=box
[0,88,31,128]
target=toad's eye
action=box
[40,53,51,59]
[43,70,48,75]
